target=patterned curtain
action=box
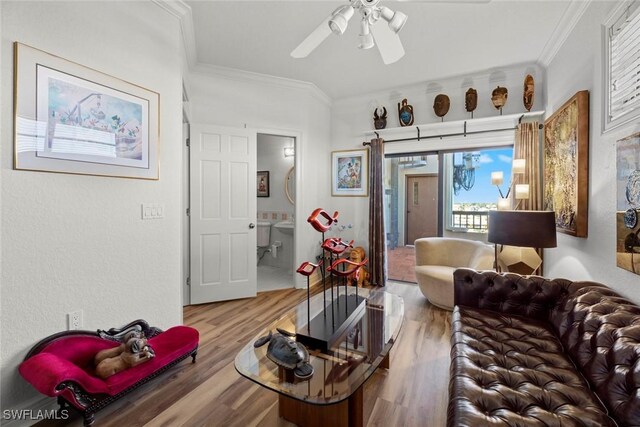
[514,121,544,274]
[368,138,386,286]
[514,122,542,211]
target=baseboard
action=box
[2,395,59,427]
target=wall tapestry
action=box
[332,149,369,197]
[13,42,159,179]
[543,90,589,237]
[616,132,640,275]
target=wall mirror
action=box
[285,166,295,205]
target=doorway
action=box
[256,133,296,292]
[385,154,439,282]
[406,174,438,244]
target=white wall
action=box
[544,1,640,301]
[331,63,545,248]
[1,0,183,413]
[188,68,332,288]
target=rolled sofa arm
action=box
[453,268,574,322]
[19,352,109,398]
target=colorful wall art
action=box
[332,149,369,197]
[543,90,589,237]
[14,42,159,179]
[616,132,640,275]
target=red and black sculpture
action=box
[295,208,369,352]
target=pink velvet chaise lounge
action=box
[19,319,199,426]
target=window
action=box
[604,1,640,132]
[444,147,514,233]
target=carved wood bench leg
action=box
[83,412,95,426]
[56,396,68,417]
[191,350,198,363]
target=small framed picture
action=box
[257,171,270,197]
[332,149,369,197]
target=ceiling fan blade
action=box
[291,15,333,59]
[398,0,491,3]
[370,21,405,65]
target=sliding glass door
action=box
[384,146,513,283]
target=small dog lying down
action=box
[94,331,155,379]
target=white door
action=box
[190,124,257,304]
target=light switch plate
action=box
[142,203,165,220]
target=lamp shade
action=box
[512,159,526,174]
[491,171,504,186]
[488,210,557,248]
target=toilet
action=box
[257,221,271,250]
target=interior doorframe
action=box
[385,151,441,246]
[256,127,305,290]
[404,173,439,245]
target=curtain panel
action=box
[368,138,386,286]
[514,122,542,211]
[514,121,545,274]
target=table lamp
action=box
[488,210,557,274]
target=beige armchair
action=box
[414,237,494,310]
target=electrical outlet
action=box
[67,310,83,330]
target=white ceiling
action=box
[187,0,573,99]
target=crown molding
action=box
[152,0,331,105]
[152,0,198,68]
[192,63,333,106]
[538,0,592,67]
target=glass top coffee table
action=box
[235,287,404,427]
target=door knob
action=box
[249,223,255,229]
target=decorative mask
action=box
[523,75,535,111]
[491,86,509,110]
[397,98,414,127]
[433,94,450,118]
[465,88,478,112]
[373,106,387,130]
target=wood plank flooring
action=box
[36,282,451,427]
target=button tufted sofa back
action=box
[549,283,640,426]
[453,268,640,426]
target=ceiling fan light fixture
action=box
[328,5,355,35]
[379,6,407,34]
[358,19,375,49]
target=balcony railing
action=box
[450,210,489,232]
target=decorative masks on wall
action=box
[373,106,387,129]
[523,75,535,111]
[491,86,509,111]
[397,98,414,126]
[465,88,478,113]
[433,94,450,119]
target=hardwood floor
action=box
[36,282,451,427]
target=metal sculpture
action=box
[254,330,314,379]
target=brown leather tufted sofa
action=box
[448,268,640,427]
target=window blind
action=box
[610,4,640,122]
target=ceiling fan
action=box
[291,0,490,65]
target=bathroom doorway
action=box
[256,133,296,292]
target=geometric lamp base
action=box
[497,245,542,275]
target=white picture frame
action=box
[14,42,160,179]
[331,149,369,197]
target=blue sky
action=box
[454,147,513,203]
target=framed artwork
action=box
[616,132,640,275]
[13,42,159,179]
[257,171,269,197]
[543,90,589,237]
[332,149,369,197]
